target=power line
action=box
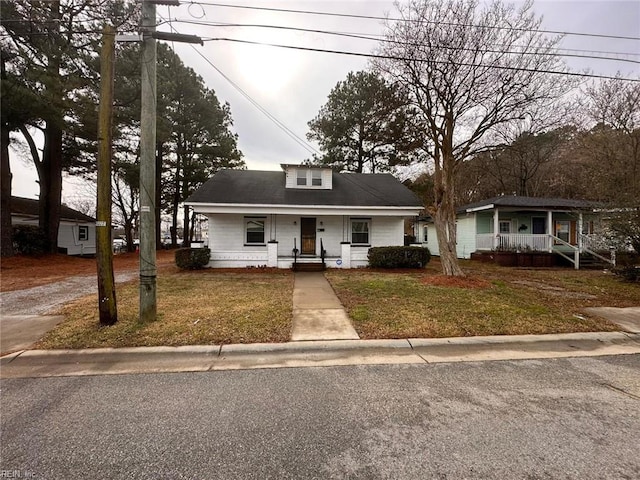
[156,13,318,155]
[166,18,640,66]
[200,37,640,82]
[183,1,640,42]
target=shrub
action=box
[613,265,640,282]
[175,247,211,270]
[368,246,431,269]
[12,225,48,255]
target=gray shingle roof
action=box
[460,196,598,212]
[186,170,422,207]
[11,196,96,222]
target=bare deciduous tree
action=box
[375,0,575,275]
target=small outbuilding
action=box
[11,196,97,256]
[185,164,423,269]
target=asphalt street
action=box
[1,355,639,479]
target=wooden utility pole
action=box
[96,24,117,325]
[139,0,158,322]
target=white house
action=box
[416,196,613,269]
[11,196,97,256]
[185,164,423,269]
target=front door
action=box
[532,217,546,234]
[301,217,316,255]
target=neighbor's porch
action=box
[474,209,613,269]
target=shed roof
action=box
[11,196,96,222]
[186,170,422,207]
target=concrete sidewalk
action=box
[1,332,639,379]
[290,272,359,341]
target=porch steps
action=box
[292,261,326,272]
[579,252,612,269]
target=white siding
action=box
[419,218,475,259]
[59,222,96,255]
[205,213,408,268]
[370,217,404,246]
[456,214,476,259]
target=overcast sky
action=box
[9,0,640,206]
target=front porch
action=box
[474,209,614,269]
[475,233,614,269]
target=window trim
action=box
[498,220,511,234]
[244,216,266,245]
[351,218,371,246]
[311,170,322,186]
[296,169,307,186]
[78,225,89,241]
[423,225,428,243]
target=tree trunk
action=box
[39,2,63,255]
[182,204,190,247]
[1,118,13,257]
[432,151,465,277]
[40,120,63,254]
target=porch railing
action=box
[476,233,550,252]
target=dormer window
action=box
[282,164,332,190]
[297,169,307,186]
[311,170,322,186]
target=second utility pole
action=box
[139,0,157,322]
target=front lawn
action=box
[325,259,638,339]
[36,270,294,349]
[34,259,638,349]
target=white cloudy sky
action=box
[9,0,640,206]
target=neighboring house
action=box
[185,164,423,269]
[416,196,614,269]
[11,196,97,256]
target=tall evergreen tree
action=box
[307,70,420,173]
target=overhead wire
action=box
[182,1,640,42]
[156,12,319,156]
[165,18,640,66]
[198,37,640,82]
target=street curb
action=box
[1,332,638,379]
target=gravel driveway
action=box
[0,272,137,316]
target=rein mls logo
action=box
[0,471,36,478]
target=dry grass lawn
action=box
[325,258,639,340]
[36,270,293,349]
[19,255,640,349]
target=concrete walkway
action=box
[583,307,640,333]
[290,272,359,341]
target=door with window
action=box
[300,217,316,255]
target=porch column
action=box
[493,208,499,249]
[267,241,278,267]
[577,213,583,252]
[547,211,553,252]
[340,242,351,269]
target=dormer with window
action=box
[282,164,333,190]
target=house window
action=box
[351,219,370,245]
[78,225,89,241]
[555,220,570,243]
[245,217,265,244]
[423,225,428,243]
[499,220,511,234]
[296,170,307,186]
[311,170,322,186]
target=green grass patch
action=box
[325,265,631,339]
